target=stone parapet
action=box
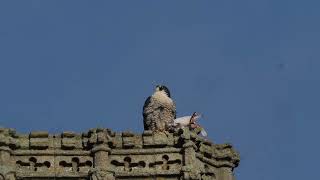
[0,127,239,180]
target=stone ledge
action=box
[0,127,239,180]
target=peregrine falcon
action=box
[143,85,176,131]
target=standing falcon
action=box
[143,85,176,131]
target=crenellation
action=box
[61,131,83,150]
[0,128,19,151]
[29,131,49,150]
[111,133,123,149]
[122,132,142,149]
[0,127,239,180]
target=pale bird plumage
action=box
[143,85,176,131]
[143,85,207,136]
[173,112,208,137]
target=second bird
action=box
[143,85,176,131]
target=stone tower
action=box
[0,127,239,180]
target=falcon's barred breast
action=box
[143,85,176,131]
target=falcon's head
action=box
[155,85,171,97]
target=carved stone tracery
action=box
[0,127,239,180]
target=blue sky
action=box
[0,1,317,179]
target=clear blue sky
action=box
[0,1,316,179]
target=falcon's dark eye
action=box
[159,86,163,90]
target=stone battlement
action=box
[0,127,239,180]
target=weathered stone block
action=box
[29,131,49,149]
[122,132,142,148]
[142,131,174,147]
[61,131,82,149]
